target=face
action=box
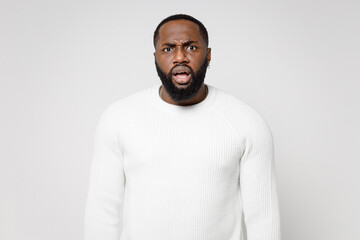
[153,19,211,102]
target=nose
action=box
[173,47,189,64]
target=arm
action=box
[84,106,126,240]
[239,116,281,240]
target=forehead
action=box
[157,19,203,44]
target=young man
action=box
[84,14,281,240]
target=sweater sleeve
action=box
[84,106,126,240]
[239,115,281,240]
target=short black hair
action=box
[153,14,209,49]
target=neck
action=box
[159,84,208,106]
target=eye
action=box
[187,45,197,51]
[163,47,172,52]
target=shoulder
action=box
[96,86,153,128]
[210,86,273,138]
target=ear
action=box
[206,47,211,64]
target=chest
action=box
[120,113,244,179]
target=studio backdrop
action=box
[0,1,359,240]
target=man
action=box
[84,14,281,240]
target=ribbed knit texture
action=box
[84,83,281,240]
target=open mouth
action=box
[173,72,191,84]
[172,66,192,85]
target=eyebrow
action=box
[161,40,198,48]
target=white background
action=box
[1,0,359,239]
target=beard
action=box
[155,55,209,103]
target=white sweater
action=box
[84,83,281,240]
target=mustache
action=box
[169,64,194,76]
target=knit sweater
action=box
[84,83,281,240]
